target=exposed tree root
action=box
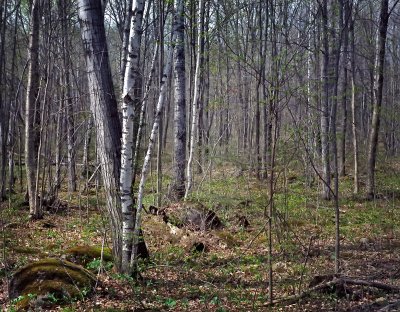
[264,275,400,307]
[377,300,400,311]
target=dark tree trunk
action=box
[78,0,123,271]
[366,0,390,199]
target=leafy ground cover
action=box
[1,158,400,311]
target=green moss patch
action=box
[64,245,113,266]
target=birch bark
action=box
[120,0,145,274]
[185,0,204,199]
[131,35,174,271]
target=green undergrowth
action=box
[2,156,400,310]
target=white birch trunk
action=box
[132,42,159,185]
[185,0,204,200]
[131,42,174,269]
[120,0,145,274]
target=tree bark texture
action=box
[320,0,331,200]
[132,37,174,270]
[78,0,123,271]
[170,0,186,200]
[25,0,42,219]
[185,0,204,199]
[120,0,145,275]
[366,0,389,199]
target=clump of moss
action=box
[215,231,240,247]
[64,245,113,266]
[9,258,96,309]
[12,246,43,256]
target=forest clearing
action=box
[1,0,400,310]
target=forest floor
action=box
[1,157,400,311]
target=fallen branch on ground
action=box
[377,300,400,312]
[264,275,400,307]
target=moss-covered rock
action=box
[64,245,113,266]
[9,258,96,309]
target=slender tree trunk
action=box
[119,0,145,275]
[121,0,134,89]
[320,0,331,200]
[25,0,42,219]
[0,0,9,200]
[8,34,21,192]
[156,0,164,209]
[330,1,344,275]
[82,116,93,176]
[170,0,186,200]
[366,0,390,199]
[339,0,351,177]
[60,0,76,192]
[350,12,359,194]
[132,35,174,270]
[78,0,123,271]
[54,94,63,192]
[185,0,204,199]
[132,42,159,187]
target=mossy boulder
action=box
[9,258,96,309]
[64,245,113,266]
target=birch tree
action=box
[78,0,123,271]
[185,0,204,200]
[120,0,145,275]
[131,15,175,273]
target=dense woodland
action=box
[1,0,400,310]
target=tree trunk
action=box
[60,0,76,192]
[78,0,123,271]
[170,0,186,200]
[366,0,390,199]
[0,0,9,201]
[350,11,359,194]
[132,34,174,271]
[25,0,42,219]
[119,0,145,275]
[185,0,204,199]
[132,42,159,187]
[339,0,351,177]
[320,0,331,200]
